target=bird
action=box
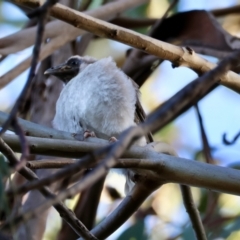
[44,55,152,193]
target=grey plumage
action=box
[45,55,148,193]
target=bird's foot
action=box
[109,136,118,143]
[84,130,96,139]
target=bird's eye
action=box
[67,59,80,66]
[71,61,78,65]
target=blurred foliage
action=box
[0,1,26,27]
[153,123,178,144]
[117,219,147,240]
[123,3,150,34]
[0,154,10,218]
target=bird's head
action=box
[44,55,97,84]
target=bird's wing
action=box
[130,78,154,143]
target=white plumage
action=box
[45,55,146,193]
[53,57,138,139]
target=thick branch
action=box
[3,134,240,196]
[78,182,159,240]
[38,2,240,93]
[0,138,97,239]
[3,0,240,93]
[27,159,76,169]
[0,110,75,140]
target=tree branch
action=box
[78,182,160,240]
[38,2,240,94]
[0,138,97,240]
[0,0,59,173]
[0,0,149,89]
[145,51,240,134]
[3,133,240,195]
[26,159,76,169]
[180,185,207,240]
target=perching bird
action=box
[44,55,152,193]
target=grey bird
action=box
[44,55,152,192]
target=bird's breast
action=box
[54,59,137,138]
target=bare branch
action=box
[32,2,240,94]
[22,51,240,215]
[0,0,149,89]
[3,133,240,195]
[180,185,207,240]
[223,131,240,145]
[145,51,240,134]
[26,159,76,169]
[0,138,97,239]
[24,160,205,240]
[0,0,59,175]
[0,0,57,133]
[78,182,160,240]
[212,4,240,17]
[11,118,29,171]
[0,110,76,140]
[6,153,97,196]
[111,16,157,28]
[195,105,214,164]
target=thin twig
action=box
[2,52,240,238]
[0,0,148,89]
[4,148,240,237]
[78,182,160,240]
[212,4,240,17]
[195,105,221,229]
[34,51,240,207]
[223,131,240,145]
[0,0,57,135]
[47,2,240,94]
[0,138,19,169]
[111,16,157,28]
[3,0,240,94]
[145,51,240,134]
[180,185,207,240]
[195,105,214,163]
[11,117,29,171]
[6,149,106,196]
[26,160,206,239]
[149,0,178,35]
[0,111,76,140]
[26,159,76,169]
[4,133,240,194]
[0,0,58,173]
[0,137,98,240]
[123,0,178,87]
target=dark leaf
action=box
[152,10,240,59]
[124,10,240,87]
[106,186,122,201]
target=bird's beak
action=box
[44,63,79,83]
[44,63,71,75]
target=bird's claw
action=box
[84,130,96,138]
[109,136,118,143]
